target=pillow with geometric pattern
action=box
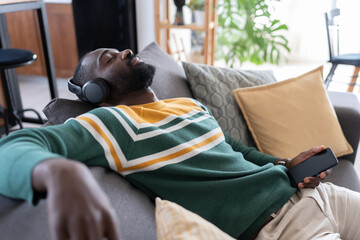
[182,61,276,147]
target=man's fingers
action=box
[289,146,326,169]
[304,170,329,183]
[319,170,331,178]
[69,218,87,240]
[304,176,323,183]
[104,211,121,240]
[324,169,332,176]
[50,215,68,240]
[42,160,120,240]
[299,172,329,189]
[299,181,320,189]
[85,212,103,240]
[300,146,325,160]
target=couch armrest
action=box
[328,91,360,164]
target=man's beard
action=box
[113,56,156,95]
[125,61,156,94]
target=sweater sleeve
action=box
[224,134,278,166]
[0,118,100,205]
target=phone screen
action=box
[287,148,338,187]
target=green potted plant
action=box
[187,0,204,11]
[217,0,290,67]
[187,0,205,26]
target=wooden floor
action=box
[18,74,77,120]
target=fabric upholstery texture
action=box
[324,160,360,192]
[155,198,235,240]
[233,66,353,159]
[182,61,276,147]
[43,98,95,126]
[138,42,194,100]
[328,91,360,164]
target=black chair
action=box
[0,48,44,136]
[324,9,360,88]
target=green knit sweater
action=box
[0,98,296,239]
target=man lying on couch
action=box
[0,48,359,240]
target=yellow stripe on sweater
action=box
[115,98,203,125]
[76,113,223,175]
[122,131,223,172]
[77,116,123,171]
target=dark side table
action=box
[0,0,58,128]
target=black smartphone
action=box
[287,148,339,187]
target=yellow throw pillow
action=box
[155,198,235,240]
[233,66,353,159]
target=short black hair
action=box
[72,52,94,86]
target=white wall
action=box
[135,0,191,53]
[273,0,360,63]
[134,0,360,63]
[135,0,156,52]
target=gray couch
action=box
[1,42,360,240]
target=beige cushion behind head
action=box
[233,66,353,159]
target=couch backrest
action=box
[138,42,194,100]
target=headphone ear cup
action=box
[82,78,110,104]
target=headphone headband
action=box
[67,77,82,96]
[67,76,110,105]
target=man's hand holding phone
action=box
[285,146,336,189]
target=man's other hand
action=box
[32,158,121,240]
[287,146,331,189]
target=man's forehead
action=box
[81,49,105,66]
[81,48,118,66]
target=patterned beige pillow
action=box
[182,61,276,146]
[155,198,235,240]
[233,66,353,158]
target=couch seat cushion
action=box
[324,159,360,192]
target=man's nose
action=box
[120,49,133,60]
